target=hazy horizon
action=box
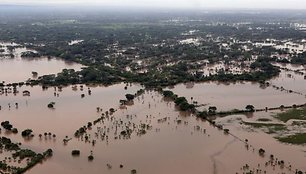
[1,0,306,10]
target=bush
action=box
[21,129,33,137]
[47,102,55,108]
[162,90,174,98]
[71,150,80,156]
[125,94,135,101]
[259,148,265,156]
[174,97,187,105]
[88,155,94,161]
[12,128,18,134]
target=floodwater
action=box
[271,63,306,95]
[199,61,251,76]
[0,83,142,136]
[168,81,305,112]
[1,85,305,174]
[0,45,305,174]
[216,112,306,171]
[0,42,84,83]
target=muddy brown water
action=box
[170,62,306,112]
[168,81,305,112]
[216,112,306,172]
[0,83,141,136]
[1,85,304,174]
[271,63,306,95]
[0,56,84,84]
[0,43,84,83]
[0,49,305,174]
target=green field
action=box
[243,121,287,134]
[275,107,306,122]
[277,133,306,145]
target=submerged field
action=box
[0,52,305,174]
[0,9,306,174]
[0,82,306,174]
[0,56,305,173]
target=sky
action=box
[1,0,306,9]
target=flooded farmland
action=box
[168,80,305,112]
[215,111,306,172]
[1,83,305,174]
[0,57,305,173]
[271,63,306,95]
[0,83,142,136]
[2,6,306,174]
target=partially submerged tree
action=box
[245,105,255,112]
[125,94,135,101]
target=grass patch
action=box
[243,121,287,134]
[243,121,284,128]
[256,118,272,122]
[267,126,287,134]
[275,107,306,122]
[277,133,306,145]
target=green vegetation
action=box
[1,121,17,133]
[14,149,53,174]
[125,94,135,101]
[162,90,175,98]
[275,107,306,122]
[277,133,306,145]
[258,148,266,156]
[243,121,287,134]
[13,149,37,159]
[88,155,94,161]
[2,10,298,88]
[21,51,40,58]
[0,136,20,151]
[243,121,285,128]
[0,136,52,174]
[0,8,305,174]
[47,102,55,108]
[292,121,306,126]
[267,126,287,134]
[74,127,86,137]
[71,150,80,156]
[29,59,280,87]
[173,97,195,112]
[21,129,33,137]
[245,105,255,112]
[161,90,195,112]
[208,106,217,114]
